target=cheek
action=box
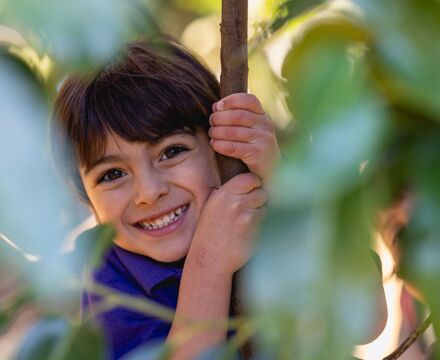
[193,162,220,208]
[174,156,219,205]
[87,191,126,224]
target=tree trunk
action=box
[218,0,249,183]
[219,1,252,359]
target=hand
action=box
[209,93,280,185]
[187,173,267,276]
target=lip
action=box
[132,204,189,238]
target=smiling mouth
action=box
[136,205,189,230]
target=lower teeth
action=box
[140,206,187,230]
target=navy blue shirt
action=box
[82,245,184,359]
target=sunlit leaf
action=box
[172,0,220,16]
[248,49,291,128]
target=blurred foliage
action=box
[0,0,154,69]
[1,0,440,359]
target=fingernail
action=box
[210,139,214,146]
[209,114,213,125]
[217,100,224,111]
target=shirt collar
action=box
[112,245,183,295]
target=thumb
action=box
[221,172,262,195]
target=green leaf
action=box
[2,0,155,67]
[270,0,327,33]
[0,52,80,304]
[49,322,106,360]
[282,18,370,128]
[353,0,440,119]
[398,136,440,336]
[72,224,115,272]
[247,186,381,359]
[14,318,69,360]
[277,18,387,205]
[0,52,70,253]
[0,290,33,334]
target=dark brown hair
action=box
[51,38,220,201]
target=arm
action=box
[167,173,266,360]
[168,94,277,359]
[167,257,233,358]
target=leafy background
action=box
[1,0,439,359]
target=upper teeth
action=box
[139,205,187,230]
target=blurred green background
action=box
[1,0,439,359]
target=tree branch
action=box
[382,315,432,360]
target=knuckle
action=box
[232,110,246,125]
[225,126,237,139]
[210,112,219,125]
[225,141,238,155]
[208,126,215,138]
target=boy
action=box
[52,38,279,359]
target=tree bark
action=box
[219,1,252,359]
[218,0,249,183]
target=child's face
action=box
[79,129,221,262]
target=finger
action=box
[213,93,265,114]
[222,173,262,195]
[210,139,255,162]
[209,126,263,143]
[210,110,270,129]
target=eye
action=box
[160,145,188,161]
[97,169,127,184]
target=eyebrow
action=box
[82,132,194,176]
[83,155,125,176]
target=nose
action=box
[133,168,169,206]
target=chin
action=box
[153,249,188,263]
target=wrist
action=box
[185,245,235,280]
